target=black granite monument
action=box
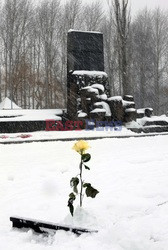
[67,30,104,72]
[67,30,108,120]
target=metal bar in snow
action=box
[10,217,98,236]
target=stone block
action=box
[123,95,134,102]
[107,97,125,121]
[125,108,137,122]
[145,108,153,118]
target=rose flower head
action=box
[72,140,90,155]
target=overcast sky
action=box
[130,0,168,14]
[1,0,167,15]
[83,0,168,16]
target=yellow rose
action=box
[72,140,90,154]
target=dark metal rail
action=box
[10,216,98,236]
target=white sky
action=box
[130,0,168,14]
[82,0,168,17]
[1,0,167,16]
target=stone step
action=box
[129,126,168,134]
[142,126,168,133]
[143,120,168,127]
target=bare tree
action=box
[151,8,168,114]
[58,0,83,104]
[1,0,32,108]
[132,9,154,108]
[111,0,131,95]
[102,13,118,95]
[63,0,82,30]
[82,0,104,31]
[35,0,62,108]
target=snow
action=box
[124,95,133,98]
[125,108,136,113]
[1,135,168,250]
[137,108,153,114]
[99,94,107,101]
[94,102,111,116]
[108,96,122,102]
[126,121,142,129]
[68,29,102,34]
[137,109,145,114]
[90,108,106,113]
[73,71,107,78]
[0,127,137,143]
[78,112,87,118]
[91,84,105,92]
[0,109,63,121]
[0,97,22,110]
[82,86,99,95]
[138,116,168,126]
[122,100,135,107]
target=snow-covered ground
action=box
[0,109,63,121]
[1,135,168,250]
[0,127,137,143]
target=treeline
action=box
[0,0,168,114]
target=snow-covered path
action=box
[1,136,168,250]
